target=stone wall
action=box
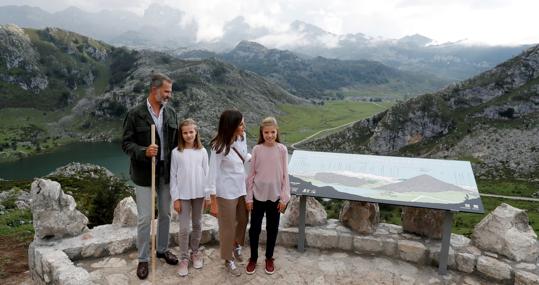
[29,215,539,285]
[27,179,539,285]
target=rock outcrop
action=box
[0,24,48,92]
[339,201,380,234]
[300,44,539,180]
[47,162,114,179]
[30,179,89,240]
[112,197,137,227]
[472,203,539,262]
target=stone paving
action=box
[76,244,495,285]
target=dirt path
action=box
[0,236,32,284]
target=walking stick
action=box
[151,124,156,284]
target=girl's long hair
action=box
[257,116,280,144]
[177,118,203,151]
[211,110,243,155]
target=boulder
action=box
[401,207,444,239]
[30,179,89,240]
[340,201,379,234]
[282,196,327,227]
[472,203,539,262]
[112,197,138,227]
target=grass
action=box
[477,179,539,197]
[0,209,33,238]
[271,100,391,144]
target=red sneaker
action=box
[264,258,275,275]
[246,258,257,275]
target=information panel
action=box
[289,150,484,213]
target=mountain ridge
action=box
[299,44,539,180]
[0,4,529,81]
[0,25,301,161]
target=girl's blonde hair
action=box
[178,118,203,151]
[257,116,281,144]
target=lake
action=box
[0,142,129,180]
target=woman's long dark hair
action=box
[210,110,243,155]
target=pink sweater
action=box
[246,143,291,204]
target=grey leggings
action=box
[177,198,204,260]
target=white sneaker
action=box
[233,245,243,262]
[177,259,188,277]
[191,250,203,269]
[225,260,241,276]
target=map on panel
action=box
[288,150,484,213]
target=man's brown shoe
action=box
[156,250,179,265]
[137,262,148,279]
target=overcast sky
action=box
[3,0,538,45]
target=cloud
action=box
[3,0,539,45]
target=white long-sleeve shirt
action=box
[170,147,209,201]
[206,135,250,199]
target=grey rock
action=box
[378,223,403,234]
[428,243,455,268]
[306,228,338,249]
[450,234,471,250]
[472,203,539,262]
[515,262,537,271]
[398,240,427,264]
[476,256,512,281]
[353,235,383,254]
[282,196,327,227]
[455,252,476,273]
[30,179,89,240]
[339,201,380,234]
[381,238,398,257]
[515,270,539,285]
[112,197,138,227]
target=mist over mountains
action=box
[0,4,529,82]
[176,41,448,99]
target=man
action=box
[122,73,179,279]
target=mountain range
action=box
[0,5,529,82]
[0,24,300,161]
[176,41,448,98]
[299,44,539,180]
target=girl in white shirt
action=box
[170,119,210,277]
[207,110,248,277]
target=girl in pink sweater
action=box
[245,117,290,275]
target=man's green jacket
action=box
[121,102,178,186]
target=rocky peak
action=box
[0,24,47,92]
[443,44,539,110]
[397,34,433,47]
[228,40,270,59]
[40,27,110,61]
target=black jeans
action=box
[249,198,281,261]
